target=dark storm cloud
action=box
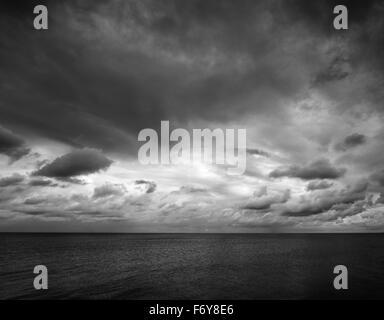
[0,173,25,187]
[0,0,381,166]
[306,180,333,191]
[33,149,113,179]
[335,133,367,151]
[3,0,379,155]
[270,159,346,180]
[0,126,30,162]
[284,0,384,113]
[135,180,157,194]
[281,181,368,217]
[345,0,384,76]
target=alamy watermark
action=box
[33,265,48,290]
[137,121,247,175]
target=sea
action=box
[0,233,383,299]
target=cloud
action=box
[246,148,270,158]
[0,0,359,157]
[241,188,290,210]
[93,183,127,199]
[135,180,157,194]
[28,178,59,187]
[33,149,113,179]
[0,126,30,162]
[371,169,384,187]
[24,197,46,205]
[0,0,384,232]
[313,55,350,85]
[306,180,333,191]
[0,174,25,187]
[335,133,367,151]
[254,186,267,197]
[175,185,209,194]
[269,159,346,180]
[281,181,368,217]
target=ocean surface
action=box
[0,233,383,300]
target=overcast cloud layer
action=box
[0,0,384,232]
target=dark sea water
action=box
[0,233,383,300]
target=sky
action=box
[0,0,383,232]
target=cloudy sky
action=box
[0,0,384,232]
